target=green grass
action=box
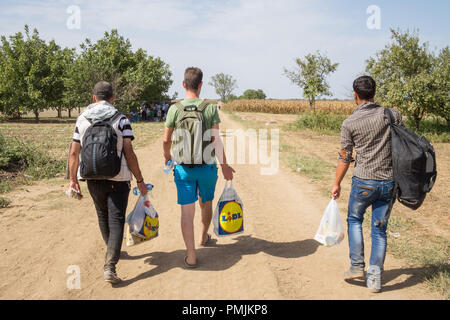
[0,182,12,194]
[287,112,347,136]
[406,117,450,143]
[0,196,10,208]
[283,149,334,181]
[0,132,66,180]
[287,112,450,143]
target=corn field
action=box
[223,99,355,115]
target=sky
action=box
[0,0,449,100]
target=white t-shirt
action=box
[73,105,134,182]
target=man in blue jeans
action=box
[163,67,235,268]
[331,76,402,292]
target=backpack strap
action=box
[375,108,399,228]
[103,111,124,161]
[105,111,122,125]
[175,101,210,113]
[197,100,210,112]
[83,111,121,125]
[175,102,186,112]
[384,108,395,126]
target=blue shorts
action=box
[174,164,218,205]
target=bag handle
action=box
[224,180,234,190]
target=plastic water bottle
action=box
[163,160,174,174]
[133,183,154,196]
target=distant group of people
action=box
[140,102,171,122]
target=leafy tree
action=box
[0,26,66,121]
[241,89,266,100]
[430,46,450,124]
[366,29,444,129]
[0,27,173,119]
[209,73,238,102]
[62,48,90,117]
[225,94,239,103]
[284,51,338,112]
[65,30,173,113]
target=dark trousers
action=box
[87,180,130,272]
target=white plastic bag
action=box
[126,194,159,245]
[314,199,345,247]
[213,181,244,237]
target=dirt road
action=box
[0,111,443,300]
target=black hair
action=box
[353,76,376,100]
[93,81,114,101]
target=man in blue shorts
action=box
[163,67,235,268]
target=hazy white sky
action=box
[1,0,449,99]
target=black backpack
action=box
[385,108,437,210]
[80,112,123,180]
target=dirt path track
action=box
[0,111,441,300]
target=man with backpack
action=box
[68,81,149,284]
[163,67,235,268]
[330,76,403,293]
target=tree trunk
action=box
[57,107,62,118]
[68,108,72,118]
[309,98,315,113]
[34,111,39,123]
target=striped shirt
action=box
[339,102,403,180]
[73,117,134,143]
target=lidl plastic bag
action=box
[314,199,345,247]
[125,194,159,246]
[213,181,244,237]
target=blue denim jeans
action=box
[347,177,395,271]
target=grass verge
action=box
[0,196,11,208]
[287,112,450,143]
[0,120,165,207]
[363,211,449,299]
[281,146,334,181]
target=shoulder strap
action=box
[384,108,394,126]
[106,111,122,125]
[175,102,185,113]
[197,100,210,112]
[175,101,209,113]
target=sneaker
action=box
[104,269,121,284]
[366,265,382,293]
[343,267,365,280]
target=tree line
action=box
[211,29,448,130]
[0,26,173,121]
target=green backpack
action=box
[172,100,213,166]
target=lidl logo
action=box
[143,215,159,239]
[219,201,243,234]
